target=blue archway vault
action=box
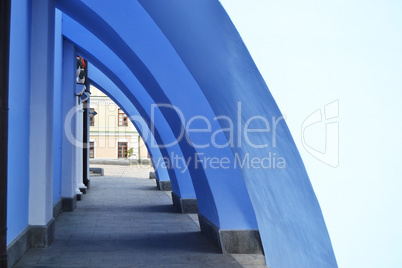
[56,0,337,267]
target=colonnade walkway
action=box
[15,166,265,267]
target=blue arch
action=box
[57,0,337,266]
[140,1,337,267]
[62,17,194,200]
[60,7,258,231]
[87,65,170,185]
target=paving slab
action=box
[15,175,250,267]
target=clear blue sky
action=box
[220,0,402,267]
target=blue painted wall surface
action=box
[52,9,63,205]
[7,0,31,244]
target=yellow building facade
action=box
[89,86,149,160]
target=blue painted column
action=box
[53,8,63,212]
[74,96,86,195]
[61,40,78,211]
[7,0,31,245]
[28,0,55,244]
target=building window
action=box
[89,108,95,126]
[118,142,128,158]
[89,142,94,158]
[118,109,128,126]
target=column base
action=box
[61,195,77,212]
[156,180,172,191]
[89,168,103,176]
[172,192,199,213]
[53,199,62,218]
[29,218,56,248]
[85,179,90,189]
[198,213,263,254]
[7,219,56,267]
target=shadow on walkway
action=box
[15,176,243,267]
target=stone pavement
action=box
[15,167,266,268]
[90,164,154,178]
